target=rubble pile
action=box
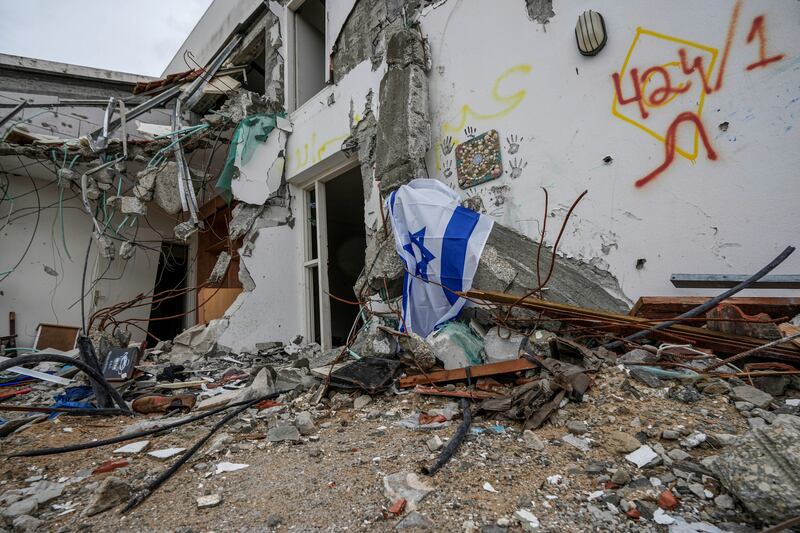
[1,294,800,531]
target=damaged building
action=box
[1,0,799,530]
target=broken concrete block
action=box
[709,423,800,525]
[120,196,146,215]
[386,28,427,69]
[85,177,101,200]
[133,168,157,201]
[209,252,232,284]
[375,63,430,193]
[229,203,263,241]
[119,241,135,260]
[174,221,198,241]
[153,162,182,215]
[484,326,525,364]
[398,332,436,370]
[350,319,397,358]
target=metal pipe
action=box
[0,101,27,129]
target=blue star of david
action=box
[403,227,435,281]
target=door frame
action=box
[297,157,359,349]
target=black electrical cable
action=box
[79,229,94,333]
[0,170,41,284]
[8,391,287,458]
[123,395,267,513]
[0,354,128,412]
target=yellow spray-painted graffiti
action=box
[290,131,350,171]
[436,64,532,171]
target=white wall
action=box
[0,175,176,348]
[419,0,800,302]
[162,0,263,76]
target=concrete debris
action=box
[208,252,232,284]
[118,241,135,260]
[148,447,185,459]
[152,162,182,215]
[425,321,484,369]
[214,462,249,475]
[483,327,524,364]
[709,423,800,525]
[173,220,198,241]
[398,332,436,370]
[168,319,229,364]
[83,477,131,516]
[730,385,773,409]
[133,168,157,201]
[119,196,146,216]
[196,494,222,509]
[113,441,149,454]
[625,445,659,468]
[228,203,264,241]
[383,472,434,512]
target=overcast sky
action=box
[0,0,213,77]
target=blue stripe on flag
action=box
[389,190,397,215]
[440,205,480,306]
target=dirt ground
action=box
[0,365,757,532]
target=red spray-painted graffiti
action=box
[612,1,785,187]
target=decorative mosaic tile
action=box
[455,129,503,189]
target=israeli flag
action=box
[386,179,494,337]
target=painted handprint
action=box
[443,159,453,179]
[440,136,454,156]
[464,126,476,139]
[506,157,527,179]
[506,134,521,155]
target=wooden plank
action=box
[630,296,800,321]
[197,287,242,324]
[466,290,800,359]
[413,385,502,399]
[399,359,536,388]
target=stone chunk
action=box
[294,411,315,436]
[731,385,773,408]
[604,431,641,454]
[197,494,222,508]
[2,498,37,521]
[84,476,130,516]
[12,515,42,532]
[268,424,300,443]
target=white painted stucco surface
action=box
[218,223,302,351]
[419,0,800,301]
[0,177,175,347]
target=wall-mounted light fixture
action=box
[575,10,607,56]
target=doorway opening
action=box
[147,242,189,345]
[303,163,366,348]
[325,167,366,346]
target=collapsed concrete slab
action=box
[358,219,629,314]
